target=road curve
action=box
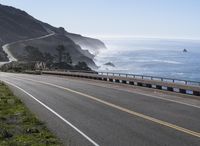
[0,72,200,146]
[1,32,55,64]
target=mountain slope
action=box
[38,21,107,56]
[0,4,48,43]
[7,34,96,67]
[0,4,106,67]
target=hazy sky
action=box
[0,0,200,39]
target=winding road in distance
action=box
[0,72,200,146]
[0,31,55,65]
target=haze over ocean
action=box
[95,38,200,82]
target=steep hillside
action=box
[0,4,48,43]
[66,33,106,55]
[7,34,96,67]
[0,3,106,67]
[40,23,107,56]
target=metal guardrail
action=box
[26,70,200,97]
[38,70,200,86]
[97,72,200,86]
[45,70,200,86]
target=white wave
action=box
[152,59,182,64]
[134,59,182,64]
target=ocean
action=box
[95,38,200,82]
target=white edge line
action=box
[3,80,99,146]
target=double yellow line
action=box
[9,75,200,138]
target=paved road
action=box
[1,31,55,65]
[0,72,200,146]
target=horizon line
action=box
[83,34,200,41]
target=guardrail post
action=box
[122,80,127,84]
[167,87,174,92]
[98,77,102,80]
[103,78,107,81]
[146,84,152,88]
[193,91,200,96]
[109,78,113,82]
[137,82,143,86]
[156,85,162,90]
[179,89,186,94]
[129,81,134,85]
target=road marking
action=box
[5,73,200,109]
[3,80,99,146]
[54,75,200,109]
[8,76,200,138]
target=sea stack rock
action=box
[183,49,188,52]
[104,62,115,67]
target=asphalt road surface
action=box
[0,72,200,146]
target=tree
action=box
[74,61,91,71]
[63,52,72,64]
[56,45,73,65]
[43,52,54,65]
[56,45,65,63]
[24,46,44,62]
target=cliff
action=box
[0,4,106,68]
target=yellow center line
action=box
[8,76,200,138]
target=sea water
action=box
[95,38,200,82]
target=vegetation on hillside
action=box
[0,44,93,72]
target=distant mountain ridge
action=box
[0,3,106,67]
[0,4,48,42]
